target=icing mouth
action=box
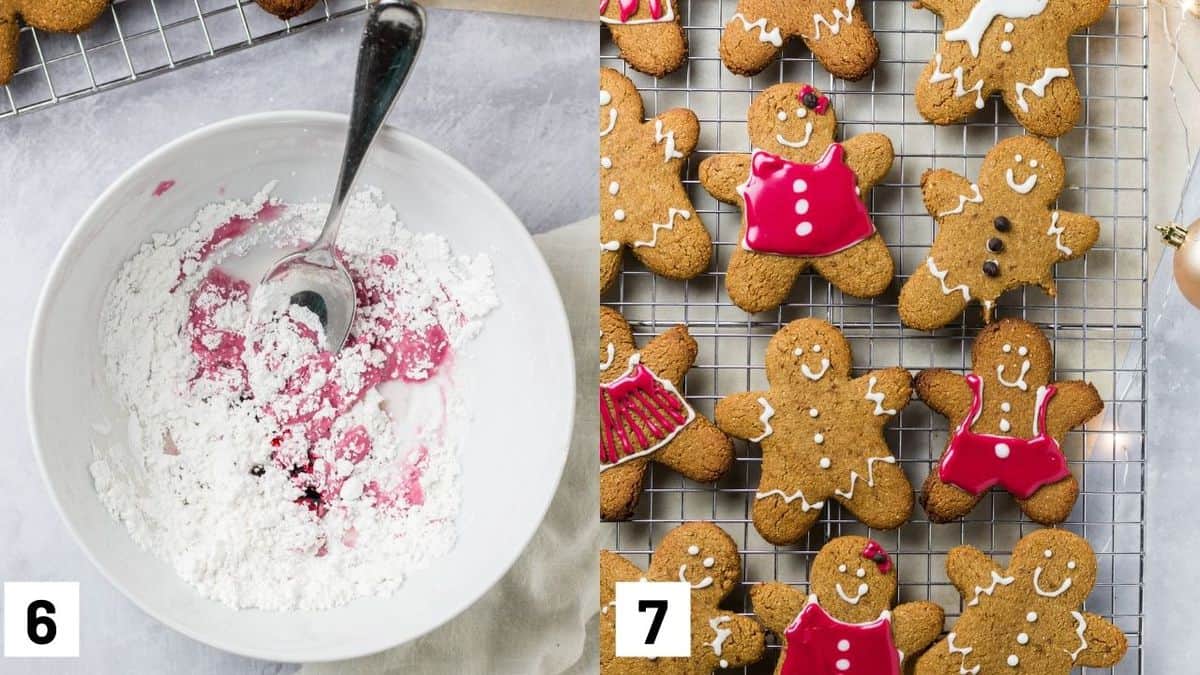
[1032,566,1073,597]
[600,108,618,137]
[996,360,1031,390]
[835,581,870,605]
[802,358,831,381]
[679,564,714,589]
[1005,168,1038,194]
[776,122,814,148]
[599,342,616,371]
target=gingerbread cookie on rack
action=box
[916,318,1103,524]
[601,522,765,673]
[257,0,317,20]
[600,68,711,295]
[0,0,109,85]
[601,0,687,77]
[600,307,734,520]
[752,537,944,674]
[915,529,1127,674]
[699,83,894,314]
[719,0,879,80]
[915,0,1108,136]
[714,318,913,545]
[899,136,1099,331]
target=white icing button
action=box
[1027,611,1038,622]
[1007,654,1019,667]
[839,564,847,573]
[794,179,808,192]
[613,209,626,221]
[812,345,822,352]
[1005,21,1015,32]
[777,110,788,121]
[1068,560,1077,570]
[810,408,819,417]
[838,639,851,652]
[1019,345,1029,356]
[795,199,810,215]
[1001,40,1013,52]
[796,222,814,237]
[688,545,700,555]
[608,181,619,195]
[1001,401,1012,413]
[814,433,825,444]
[1017,632,1029,645]
[1015,154,1023,163]
[703,557,715,568]
[720,660,728,669]
[1003,343,1012,353]
[999,419,1011,432]
[1044,549,1053,558]
[856,568,865,578]
[994,442,1011,459]
[601,156,612,168]
[819,457,831,469]
[836,659,851,671]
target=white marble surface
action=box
[0,8,592,673]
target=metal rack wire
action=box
[601,1,1146,672]
[0,0,370,117]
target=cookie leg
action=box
[601,249,622,295]
[898,261,970,331]
[810,233,894,299]
[1001,65,1081,139]
[718,0,786,76]
[627,207,712,282]
[914,58,990,126]
[0,12,16,85]
[834,455,914,530]
[655,417,735,484]
[920,471,984,523]
[19,0,109,32]
[726,247,806,314]
[1016,474,1079,525]
[801,6,879,81]
[601,458,650,521]
[912,639,956,675]
[752,485,825,545]
[607,21,688,78]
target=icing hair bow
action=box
[861,540,893,574]
[799,85,831,115]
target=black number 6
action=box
[638,599,668,645]
[26,600,57,645]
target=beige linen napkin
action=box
[424,0,592,21]
[300,217,600,675]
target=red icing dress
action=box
[738,144,875,258]
[780,598,900,675]
[599,355,694,468]
[937,374,1068,499]
[599,0,665,22]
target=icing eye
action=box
[1003,344,1012,353]
[855,568,866,578]
[777,110,788,121]
[703,557,715,568]
[1004,21,1015,32]
[793,347,804,356]
[796,107,808,119]
[838,564,847,573]
[1018,346,1028,356]
[810,408,819,417]
[687,545,700,555]
[1044,549,1053,558]
[600,90,612,106]
[1015,153,1023,163]
[1067,560,1077,570]
[812,344,821,352]
[1030,159,1039,168]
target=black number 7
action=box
[638,599,669,644]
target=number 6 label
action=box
[614,581,691,657]
[3,582,79,658]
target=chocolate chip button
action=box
[983,260,1000,277]
[802,91,820,109]
[993,216,1012,232]
[987,237,1004,253]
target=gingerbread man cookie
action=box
[915,529,1127,674]
[600,307,734,520]
[601,68,712,295]
[719,0,879,80]
[1,0,109,85]
[601,0,688,77]
[601,522,765,673]
[916,0,1108,137]
[899,136,1099,331]
[714,318,913,545]
[916,319,1103,525]
[257,0,317,19]
[752,537,944,674]
[699,84,894,314]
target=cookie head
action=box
[810,536,897,621]
[600,67,643,136]
[973,319,1054,394]
[980,137,1066,204]
[648,522,742,604]
[748,83,839,158]
[1009,529,1097,608]
[599,307,637,375]
[765,318,853,387]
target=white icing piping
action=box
[749,396,775,442]
[967,570,1015,606]
[633,208,691,248]
[600,107,618,137]
[1066,610,1088,661]
[1005,167,1038,194]
[654,119,684,162]
[755,487,825,511]
[599,342,616,371]
[810,0,856,40]
[601,599,616,615]
[937,183,984,217]
[944,0,1049,57]
[679,563,714,589]
[1032,565,1073,597]
[730,12,782,46]
[927,257,971,301]
[930,53,984,110]
[1033,385,1050,435]
[599,0,674,25]
[1015,67,1071,113]
[708,616,733,656]
[599,353,697,473]
[996,359,1030,391]
[834,456,896,500]
[600,240,621,252]
[865,376,896,416]
[775,122,814,148]
[1047,210,1072,255]
[835,581,869,605]
[802,358,831,381]
[947,632,981,675]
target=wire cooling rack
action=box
[601,1,1146,672]
[0,0,370,118]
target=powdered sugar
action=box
[92,185,497,610]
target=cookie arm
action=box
[1047,210,1100,263]
[748,582,808,635]
[639,325,698,386]
[912,0,952,15]
[714,391,773,441]
[919,168,978,219]
[890,600,945,664]
[841,132,895,192]
[944,545,1007,602]
[600,549,645,608]
[854,366,912,423]
[914,368,974,425]
[648,108,700,159]
[1074,611,1129,668]
[699,154,752,205]
[1045,380,1104,437]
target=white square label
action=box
[3,582,80,658]
[614,581,691,658]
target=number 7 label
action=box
[614,581,691,657]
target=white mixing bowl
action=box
[26,111,575,662]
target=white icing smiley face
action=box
[793,344,831,381]
[774,105,814,149]
[834,563,871,605]
[1032,547,1077,598]
[996,343,1031,391]
[678,544,715,589]
[1005,153,1040,194]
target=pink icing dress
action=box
[738,143,875,258]
[938,374,1067,499]
[780,599,900,675]
[599,356,694,468]
[599,0,665,22]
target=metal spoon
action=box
[261,0,426,352]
